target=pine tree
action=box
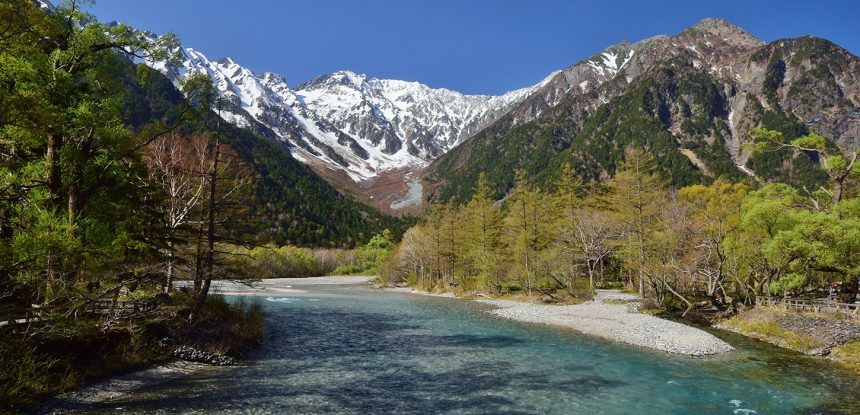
[463,173,503,290]
[503,170,553,296]
[604,148,667,298]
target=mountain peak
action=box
[692,18,739,32]
[330,70,367,85]
[689,18,763,46]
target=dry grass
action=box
[183,296,264,356]
[830,341,860,375]
[723,308,822,353]
[603,299,639,305]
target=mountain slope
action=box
[143,40,556,207]
[124,61,405,247]
[424,19,860,203]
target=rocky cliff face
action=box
[424,19,860,203]
[144,18,859,208]
[145,44,555,184]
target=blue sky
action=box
[85,0,860,95]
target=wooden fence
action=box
[2,298,162,328]
[755,296,860,318]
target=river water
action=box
[76,285,860,414]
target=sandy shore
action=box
[206,275,376,296]
[475,290,734,356]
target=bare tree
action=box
[145,132,211,293]
[558,207,615,292]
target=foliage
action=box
[385,142,860,310]
[356,229,395,273]
[0,2,313,406]
[228,245,319,279]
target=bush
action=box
[332,264,365,275]
[598,281,625,289]
[186,295,264,356]
[230,244,320,279]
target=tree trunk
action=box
[193,209,205,293]
[46,133,63,208]
[665,281,694,317]
[164,238,175,294]
[587,260,595,292]
[67,178,80,226]
[192,110,221,319]
[840,277,858,304]
[67,131,93,227]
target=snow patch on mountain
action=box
[588,50,635,78]
[144,36,553,182]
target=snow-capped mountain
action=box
[295,71,556,160]
[144,37,556,183]
[138,27,657,213]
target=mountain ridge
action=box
[422,18,860,203]
[144,43,556,181]
[139,16,858,211]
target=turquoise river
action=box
[71,284,860,414]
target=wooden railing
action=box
[2,298,162,328]
[755,296,860,318]
[78,298,161,319]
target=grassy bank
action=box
[831,341,860,375]
[721,306,860,375]
[391,275,597,305]
[1,296,263,413]
[721,307,823,353]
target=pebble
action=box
[172,345,236,366]
[477,290,734,356]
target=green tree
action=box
[0,0,179,311]
[761,201,860,302]
[748,127,859,206]
[462,173,503,290]
[503,170,552,296]
[679,180,747,304]
[725,184,805,297]
[604,148,667,298]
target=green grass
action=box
[332,264,371,275]
[830,341,860,375]
[723,309,823,353]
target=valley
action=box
[3,1,860,413]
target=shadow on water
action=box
[66,289,860,414]
[79,305,619,414]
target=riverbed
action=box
[58,281,860,414]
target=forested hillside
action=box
[124,64,406,247]
[424,20,859,204]
[0,2,402,408]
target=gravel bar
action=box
[477,290,734,356]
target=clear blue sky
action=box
[85,0,860,95]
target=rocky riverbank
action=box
[382,286,734,356]
[206,275,376,296]
[41,360,211,414]
[476,290,734,356]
